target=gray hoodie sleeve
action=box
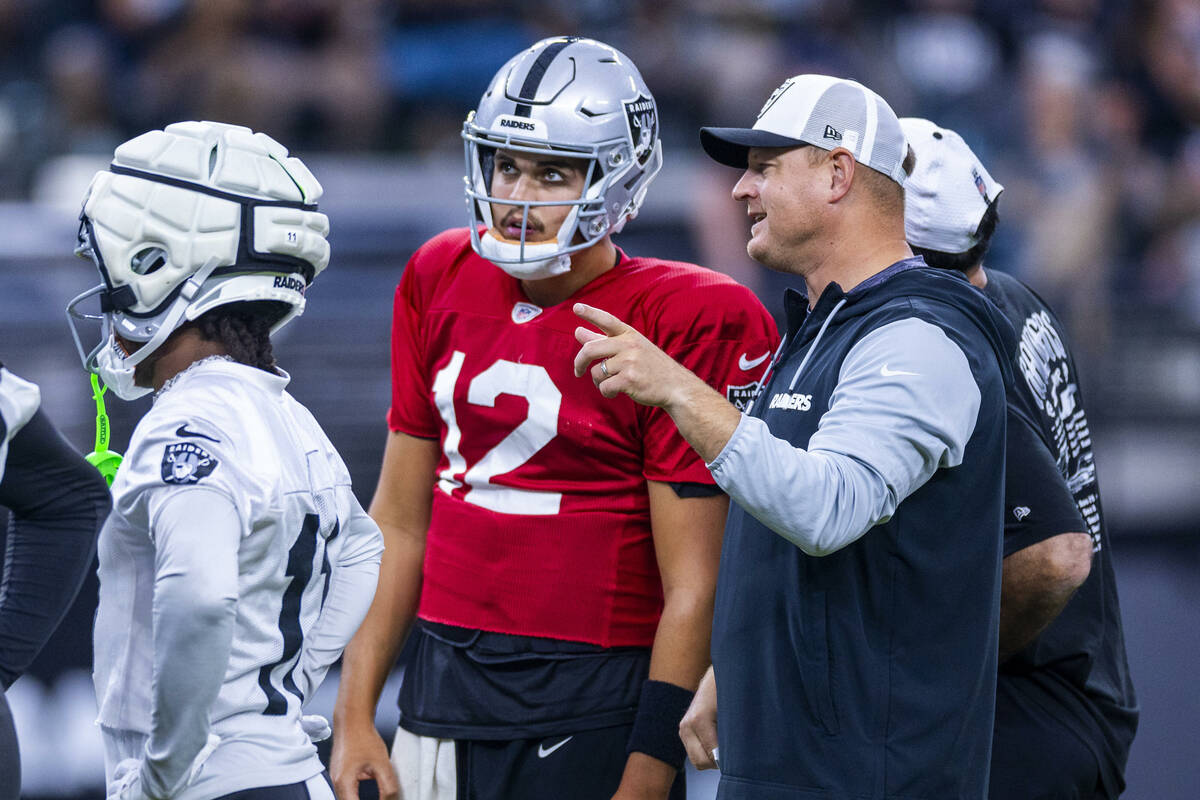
[706,317,981,556]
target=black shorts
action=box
[397,723,686,800]
[1,688,19,800]
[214,773,334,800]
[990,678,1105,800]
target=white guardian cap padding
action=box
[462,36,664,276]
[66,121,330,398]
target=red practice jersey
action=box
[389,228,779,647]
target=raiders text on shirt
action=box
[768,392,812,412]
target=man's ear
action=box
[828,147,855,203]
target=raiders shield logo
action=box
[757,78,796,120]
[623,94,658,166]
[161,441,219,485]
[726,381,761,412]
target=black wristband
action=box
[626,679,695,770]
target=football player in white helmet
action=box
[67,121,384,800]
[332,36,778,800]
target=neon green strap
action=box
[90,373,110,453]
[87,373,122,487]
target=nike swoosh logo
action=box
[739,351,770,371]
[880,364,919,377]
[175,424,220,443]
[537,736,573,758]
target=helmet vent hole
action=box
[208,144,219,178]
[130,246,168,276]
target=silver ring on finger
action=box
[600,358,611,378]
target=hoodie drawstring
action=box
[787,298,847,390]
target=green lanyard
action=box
[86,373,123,486]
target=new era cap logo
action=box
[823,125,842,141]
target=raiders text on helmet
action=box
[462,36,663,279]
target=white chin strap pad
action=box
[477,230,572,281]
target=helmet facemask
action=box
[461,37,664,280]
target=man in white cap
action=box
[573,74,1013,798]
[901,117,1138,800]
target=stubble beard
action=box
[747,233,788,274]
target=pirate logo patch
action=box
[757,78,796,120]
[161,441,219,485]
[624,94,658,166]
[726,381,761,412]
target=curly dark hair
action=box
[191,301,290,373]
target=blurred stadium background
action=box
[0,0,1197,798]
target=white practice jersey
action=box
[94,359,383,799]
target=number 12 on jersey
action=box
[433,350,563,516]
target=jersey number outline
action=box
[258,513,340,715]
[432,351,563,515]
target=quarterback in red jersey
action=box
[332,36,778,800]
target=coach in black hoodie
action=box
[572,74,1013,800]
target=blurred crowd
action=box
[2,0,1200,352]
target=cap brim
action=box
[699,127,808,168]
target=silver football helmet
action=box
[66,120,330,399]
[463,36,664,279]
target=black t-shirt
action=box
[984,270,1138,795]
[397,620,649,740]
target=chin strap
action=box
[86,373,123,487]
[119,256,223,371]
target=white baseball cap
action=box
[700,74,910,185]
[900,117,1004,254]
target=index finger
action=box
[573,302,631,336]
